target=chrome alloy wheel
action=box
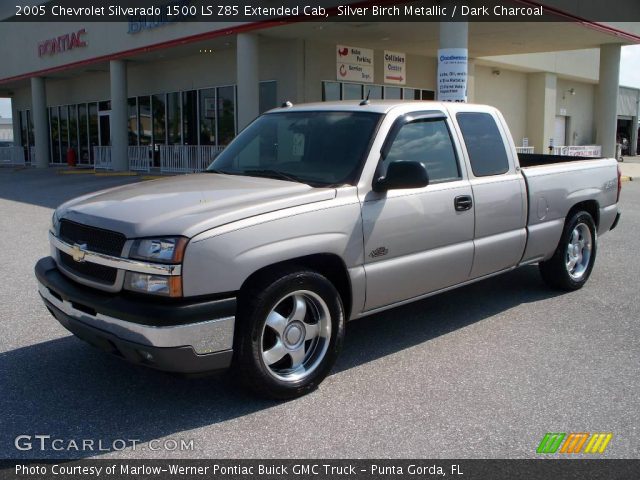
[260,290,331,382]
[566,223,592,280]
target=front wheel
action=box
[539,210,597,290]
[234,268,345,399]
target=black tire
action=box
[539,210,597,291]
[233,267,345,399]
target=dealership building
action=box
[1,1,639,171]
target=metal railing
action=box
[551,145,602,157]
[515,146,534,154]
[93,146,113,170]
[159,145,224,173]
[0,146,26,166]
[128,146,152,172]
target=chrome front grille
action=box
[59,219,126,257]
[59,251,118,285]
[56,220,126,288]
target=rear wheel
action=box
[234,268,345,399]
[539,210,597,290]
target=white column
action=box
[236,33,259,131]
[526,72,557,154]
[10,97,21,146]
[596,44,621,158]
[110,60,128,171]
[631,116,638,156]
[30,77,50,168]
[439,21,468,50]
[466,58,476,103]
[437,21,468,102]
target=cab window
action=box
[382,118,460,184]
[457,112,510,176]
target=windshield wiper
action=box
[242,169,310,185]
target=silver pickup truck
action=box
[35,101,622,398]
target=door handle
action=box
[454,195,473,211]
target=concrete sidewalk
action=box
[620,160,639,182]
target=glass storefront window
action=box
[421,90,435,100]
[88,103,99,164]
[138,96,152,145]
[78,104,89,164]
[128,97,138,146]
[41,84,247,165]
[60,105,69,158]
[343,83,363,100]
[384,87,402,99]
[152,94,166,145]
[217,86,236,146]
[364,85,382,99]
[322,82,341,101]
[323,82,434,103]
[49,107,60,164]
[99,112,110,147]
[19,111,28,148]
[259,81,277,113]
[199,88,216,146]
[27,110,34,147]
[167,92,181,145]
[69,104,78,154]
[182,90,198,145]
[403,88,419,100]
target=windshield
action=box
[207,111,381,186]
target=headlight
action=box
[124,272,182,297]
[50,211,60,234]
[129,237,187,263]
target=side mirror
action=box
[373,161,430,192]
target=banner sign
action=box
[336,44,374,83]
[437,47,468,102]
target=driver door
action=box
[361,113,475,311]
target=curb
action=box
[57,170,140,177]
[94,172,140,177]
[58,169,95,175]
[140,175,167,180]
[621,176,633,182]
[55,169,177,179]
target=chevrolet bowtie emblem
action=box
[71,243,87,262]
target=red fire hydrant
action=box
[66,147,77,167]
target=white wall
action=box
[556,78,596,146]
[474,65,528,144]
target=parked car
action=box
[35,101,622,398]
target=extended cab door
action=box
[454,110,527,278]
[361,111,475,311]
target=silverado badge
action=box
[369,246,389,258]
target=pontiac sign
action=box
[38,29,87,57]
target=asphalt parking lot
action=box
[1,168,638,459]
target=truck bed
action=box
[517,156,619,264]
[518,153,603,168]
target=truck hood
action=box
[57,173,337,238]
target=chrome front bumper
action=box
[35,257,236,373]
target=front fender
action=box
[181,199,363,297]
